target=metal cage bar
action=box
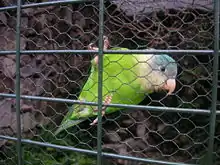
[0,49,217,55]
[0,93,217,114]
[15,0,22,164]
[0,0,97,12]
[0,135,196,165]
[208,0,220,164]
[97,0,104,164]
[0,0,218,165]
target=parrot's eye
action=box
[160,66,166,72]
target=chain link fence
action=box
[0,0,219,165]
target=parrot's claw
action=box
[103,35,110,50]
[87,35,110,51]
[89,110,105,126]
[90,118,98,125]
[88,43,98,51]
[88,36,110,65]
[90,94,112,126]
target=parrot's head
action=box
[139,54,178,95]
[155,54,177,95]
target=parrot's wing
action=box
[54,119,85,136]
[54,58,99,135]
[54,105,86,136]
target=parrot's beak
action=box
[164,79,176,95]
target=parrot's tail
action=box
[54,118,85,136]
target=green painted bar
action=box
[0,0,217,165]
[15,0,22,164]
[208,0,219,164]
[0,135,196,165]
[0,93,218,115]
[97,0,105,164]
[0,49,215,55]
[0,0,97,12]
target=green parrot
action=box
[54,36,178,135]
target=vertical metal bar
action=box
[97,0,104,164]
[208,0,219,164]
[15,0,22,164]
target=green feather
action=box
[54,119,85,136]
[54,105,86,135]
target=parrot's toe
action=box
[89,111,106,126]
[103,35,108,41]
[90,95,112,126]
[88,36,109,51]
[90,119,97,125]
[103,35,110,50]
[88,43,98,50]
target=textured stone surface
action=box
[111,0,213,17]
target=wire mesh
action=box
[0,0,219,165]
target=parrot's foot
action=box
[89,111,105,126]
[88,43,98,51]
[88,36,110,65]
[90,95,112,126]
[103,36,110,50]
[87,35,110,51]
